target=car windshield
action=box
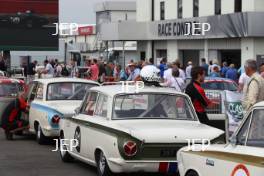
[247,109,264,148]
[202,81,238,91]
[0,83,19,97]
[113,93,196,120]
[47,82,96,101]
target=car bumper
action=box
[42,126,59,137]
[107,158,178,173]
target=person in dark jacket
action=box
[185,66,215,125]
[0,56,6,71]
[1,97,29,139]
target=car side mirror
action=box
[30,94,35,101]
[74,107,80,115]
[229,135,238,146]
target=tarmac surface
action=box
[0,129,168,176]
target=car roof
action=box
[90,85,187,97]
[34,78,100,85]
[253,101,264,108]
[204,77,235,83]
[0,77,24,84]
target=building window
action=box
[215,0,221,15]
[235,0,242,12]
[193,0,199,17]
[160,1,165,20]
[178,0,182,19]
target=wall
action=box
[243,0,255,12]
[182,0,193,18]
[167,40,178,62]
[154,0,163,20]
[199,0,214,17]
[136,0,152,22]
[255,0,264,12]
[166,0,177,19]
[241,38,255,65]
[221,0,234,14]
[111,11,136,22]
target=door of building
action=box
[181,50,200,68]
[220,50,241,68]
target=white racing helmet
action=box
[140,65,161,85]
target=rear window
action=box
[0,83,19,97]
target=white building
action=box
[95,1,138,66]
[101,0,264,67]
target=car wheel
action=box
[36,124,46,145]
[59,133,74,162]
[5,131,13,140]
[96,151,113,176]
[186,170,199,176]
[26,20,33,28]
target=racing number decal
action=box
[74,126,81,153]
[231,164,250,176]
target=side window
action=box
[246,109,264,148]
[27,82,38,102]
[94,94,108,118]
[81,92,98,116]
[237,112,252,145]
[36,84,44,99]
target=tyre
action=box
[15,131,23,136]
[186,170,199,176]
[59,132,74,162]
[96,151,113,176]
[36,124,47,145]
[5,131,13,140]
[26,19,33,28]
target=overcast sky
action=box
[59,0,133,24]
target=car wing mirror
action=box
[30,93,35,100]
[74,107,80,115]
[229,135,238,146]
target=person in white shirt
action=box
[173,60,186,80]
[42,60,54,78]
[163,63,173,82]
[164,68,185,92]
[238,72,250,93]
[185,61,193,78]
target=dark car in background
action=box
[0,11,49,28]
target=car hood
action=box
[113,120,224,143]
[45,101,82,117]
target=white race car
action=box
[26,78,99,144]
[59,84,224,176]
[177,101,264,176]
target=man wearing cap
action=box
[127,62,141,81]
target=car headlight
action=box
[123,141,137,157]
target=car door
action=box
[68,91,99,159]
[222,108,264,176]
[83,93,109,160]
[232,108,264,175]
[22,81,38,127]
[25,81,39,106]
[29,83,44,131]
